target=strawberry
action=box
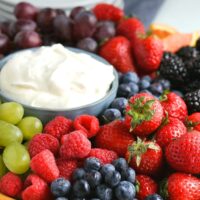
[117,17,145,43]
[95,120,134,156]
[99,36,137,73]
[160,173,200,200]
[93,3,124,22]
[186,112,200,132]
[125,93,164,137]
[136,175,158,200]
[132,34,163,73]
[160,91,188,122]
[166,130,200,174]
[155,117,187,148]
[126,138,163,176]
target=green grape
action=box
[18,116,43,140]
[0,102,24,124]
[0,155,6,177]
[0,120,23,147]
[3,142,30,174]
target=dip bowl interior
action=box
[0,47,118,123]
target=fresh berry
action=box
[121,167,136,183]
[166,130,200,174]
[104,170,121,187]
[88,148,118,164]
[22,174,52,200]
[149,83,163,96]
[100,164,115,177]
[132,35,163,73]
[112,158,128,173]
[0,172,22,197]
[60,130,91,159]
[139,79,151,90]
[126,139,163,176]
[56,159,78,180]
[99,36,137,73]
[73,168,86,181]
[145,194,163,200]
[73,115,100,138]
[125,93,164,137]
[28,133,59,158]
[44,116,73,140]
[155,117,187,148]
[72,179,91,198]
[85,170,102,188]
[61,130,86,144]
[136,175,158,200]
[102,108,121,123]
[30,149,59,182]
[110,97,128,114]
[93,3,124,22]
[84,157,101,171]
[160,91,188,121]
[51,178,71,197]
[95,184,113,200]
[176,46,199,61]
[95,120,134,156]
[76,37,97,53]
[120,72,140,84]
[117,83,139,98]
[161,173,200,200]
[186,112,200,131]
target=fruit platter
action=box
[0,2,200,200]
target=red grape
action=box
[76,37,97,53]
[70,6,85,19]
[73,11,97,41]
[0,33,11,54]
[14,2,38,20]
[37,8,58,33]
[0,21,11,36]
[53,15,72,42]
[14,31,42,49]
[56,9,66,16]
[9,19,37,37]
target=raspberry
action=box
[0,172,22,197]
[44,116,73,140]
[30,149,59,183]
[73,115,100,138]
[22,174,52,200]
[56,159,78,180]
[28,133,59,158]
[88,148,118,164]
[60,131,91,159]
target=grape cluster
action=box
[0,2,116,57]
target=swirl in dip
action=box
[0,44,115,109]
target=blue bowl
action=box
[0,47,118,123]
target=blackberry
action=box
[184,89,200,114]
[187,57,200,77]
[176,46,199,61]
[159,52,188,86]
[183,80,200,93]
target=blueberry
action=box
[90,199,100,200]
[85,171,102,188]
[55,198,69,200]
[95,184,113,200]
[121,167,136,183]
[145,194,164,200]
[84,157,101,171]
[73,168,86,181]
[104,170,121,187]
[128,82,139,94]
[149,83,163,95]
[141,75,151,82]
[117,83,132,98]
[100,164,115,177]
[73,180,90,198]
[112,158,128,173]
[102,108,121,123]
[51,178,71,197]
[118,72,123,83]
[158,79,170,90]
[115,181,136,200]
[111,97,128,114]
[139,79,151,90]
[121,72,139,84]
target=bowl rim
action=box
[0,46,119,112]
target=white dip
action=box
[0,44,115,109]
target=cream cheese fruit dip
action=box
[0,44,115,109]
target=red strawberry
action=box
[155,117,187,148]
[166,130,200,174]
[136,175,158,200]
[126,138,163,176]
[95,120,134,156]
[125,93,164,137]
[56,159,78,180]
[161,173,200,200]
[160,91,188,122]
[99,36,137,73]
[44,116,73,140]
[93,3,124,22]
[22,174,53,200]
[60,130,91,159]
[186,112,200,132]
[30,149,59,182]
[117,17,145,42]
[132,35,163,73]
[73,115,100,138]
[28,133,59,158]
[88,148,118,164]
